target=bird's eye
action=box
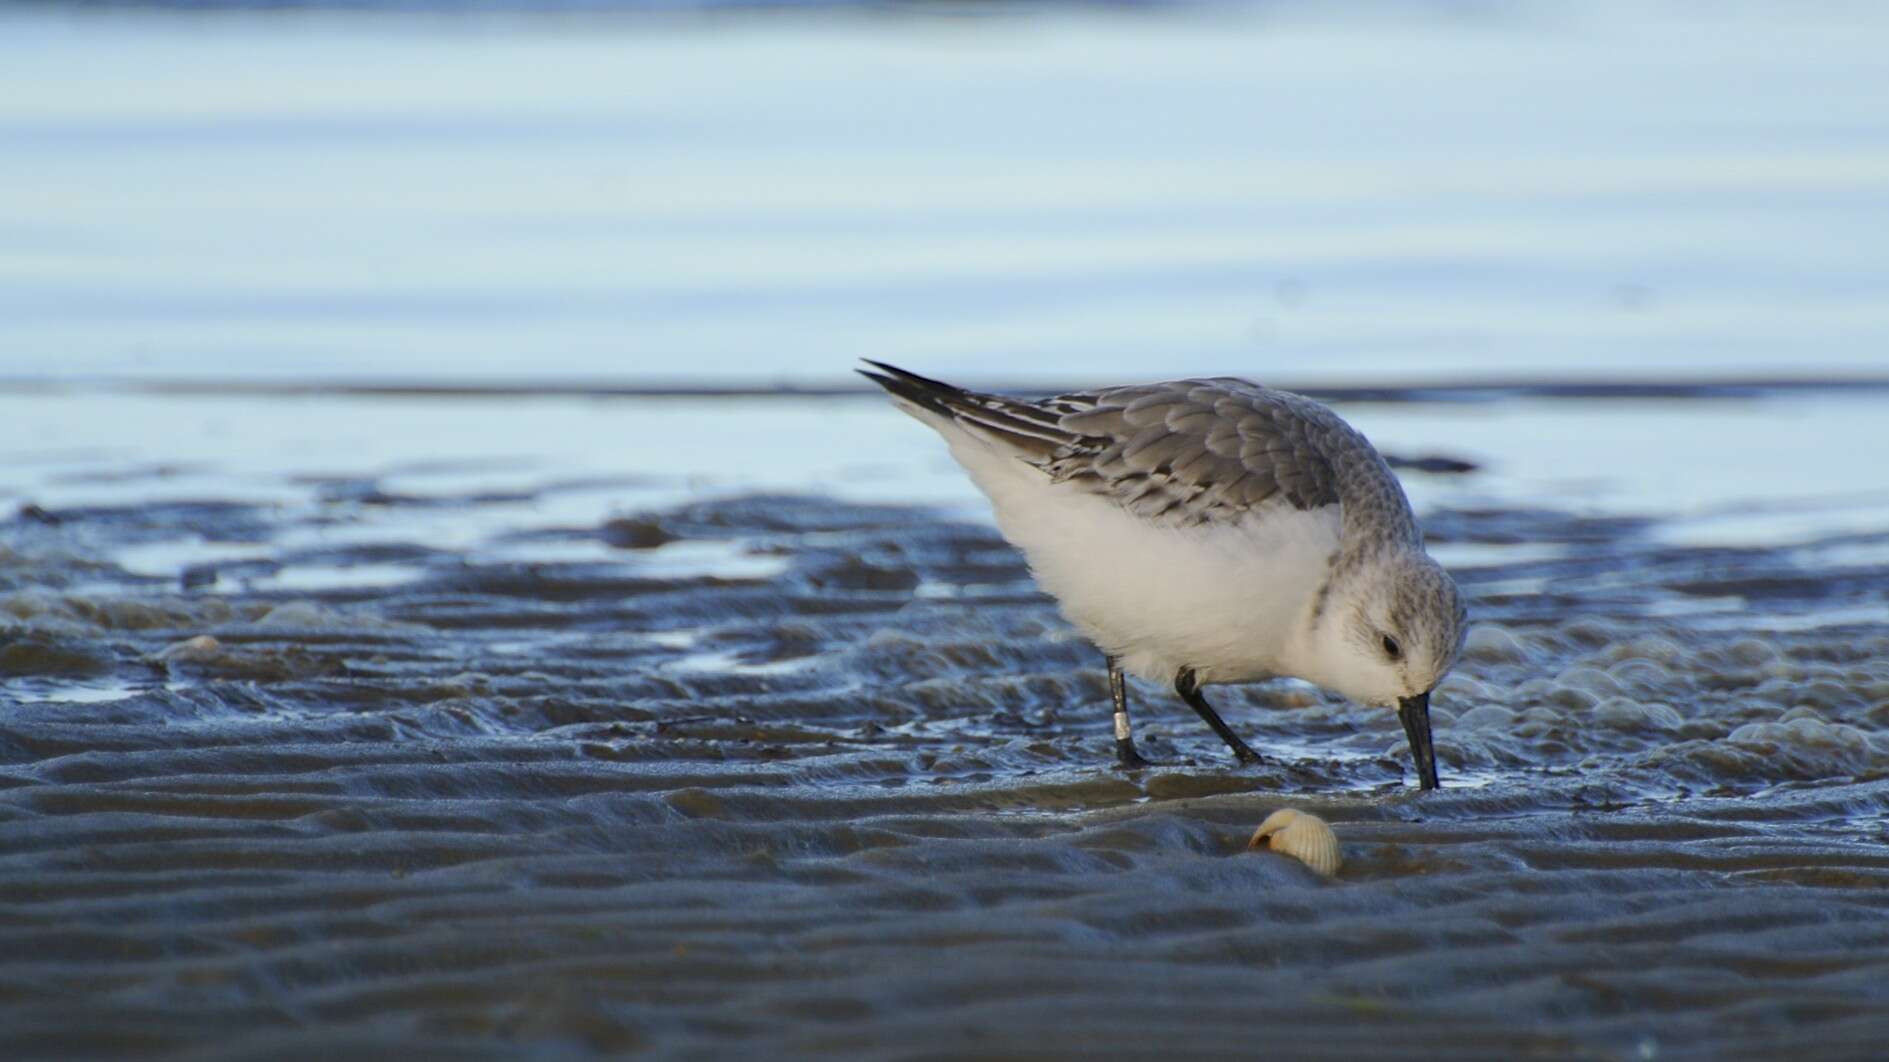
[1381,635,1402,660]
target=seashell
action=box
[1247,809,1342,877]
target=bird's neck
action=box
[1325,437,1421,549]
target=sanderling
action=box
[860,361,1467,789]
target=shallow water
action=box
[7,1,1889,1055]
[4,388,1888,1058]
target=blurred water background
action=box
[5,0,1888,388]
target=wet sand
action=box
[4,394,1888,1058]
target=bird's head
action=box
[1305,550,1467,788]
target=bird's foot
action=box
[1230,745,1266,767]
[1116,739,1156,770]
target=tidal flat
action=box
[2,389,1887,1059]
[8,0,1889,1053]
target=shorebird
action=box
[860,361,1467,789]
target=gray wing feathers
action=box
[859,363,1373,528]
[1036,378,1344,524]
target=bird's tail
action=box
[855,360,969,422]
[856,360,1070,457]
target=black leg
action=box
[1107,655,1151,769]
[1174,666,1264,766]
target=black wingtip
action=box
[858,360,1070,455]
[855,362,906,395]
[857,360,966,418]
[857,358,902,384]
[858,360,961,395]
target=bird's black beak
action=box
[1398,691,1440,791]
